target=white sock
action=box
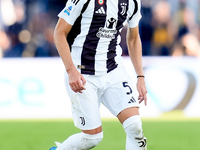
[57,132,103,150]
[123,115,147,150]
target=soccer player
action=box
[51,0,147,149]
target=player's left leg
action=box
[100,66,147,149]
[117,107,147,150]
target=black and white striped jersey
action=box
[58,0,141,75]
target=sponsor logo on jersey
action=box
[96,17,117,39]
[120,3,127,15]
[106,17,117,29]
[95,7,105,14]
[64,6,72,16]
[98,0,104,5]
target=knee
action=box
[123,116,147,149]
[82,131,103,148]
[123,115,143,137]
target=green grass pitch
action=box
[0,119,200,150]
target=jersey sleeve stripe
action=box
[129,0,138,20]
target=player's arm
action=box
[54,18,86,93]
[126,26,147,105]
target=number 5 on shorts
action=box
[122,82,132,95]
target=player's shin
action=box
[57,131,103,150]
[123,115,147,150]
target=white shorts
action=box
[64,66,139,130]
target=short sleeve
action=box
[58,0,86,25]
[128,0,142,28]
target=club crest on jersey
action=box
[120,3,127,15]
[64,6,72,16]
[98,0,104,5]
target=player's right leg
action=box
[55,126,103,150]
[50,74,103,150]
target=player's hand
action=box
[137,77,147,105]
[67,67,86,93]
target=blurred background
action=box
[0,0,200,119]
